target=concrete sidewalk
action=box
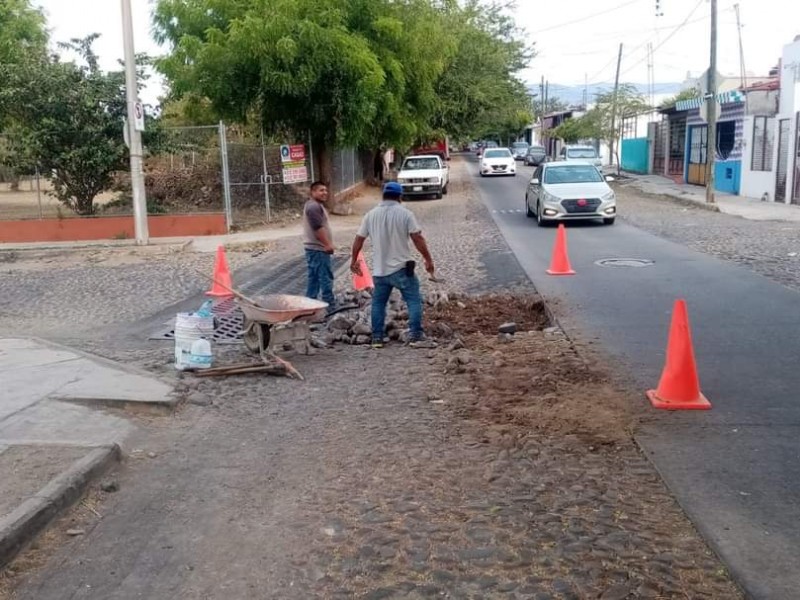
[618,172,800,223]
[0,337,176,567]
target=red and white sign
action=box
[289,144,306,161]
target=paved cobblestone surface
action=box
[3,161,741,599]
[615,182,800,292]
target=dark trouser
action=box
[371,268,423,341]
[305,249,335,307]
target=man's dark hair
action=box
[310,181,327,191]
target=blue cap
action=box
[383,181,403,196]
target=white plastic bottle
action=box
[188,338,213,370]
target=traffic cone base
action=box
[647,299,712,411]
[646,389,711,410]
[546,223,575,276]
[206,246,234,298]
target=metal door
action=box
[776,119,790,203]
[687,125,708,186]
[653,120,667,174]
[793,113,800,203]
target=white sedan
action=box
[525,162,617,225]
[479,148,516,177]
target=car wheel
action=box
[536,202,547,227]
[435,191,443,200]
[603,217,616,225]
[442,184,448,195]
[525,195,535,218]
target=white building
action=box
[740,36,800,203]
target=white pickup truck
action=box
[397,154,449,199]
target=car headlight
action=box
[602,191,615,202]
[432,177,441,185]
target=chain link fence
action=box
[0,125,367,230]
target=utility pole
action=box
[544,81,549,116]
[121,0,149,244]
[734,3,748,112]
[609,43,623,172]
[705,0,718,204]
[540,76,545,118]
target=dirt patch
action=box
[427,293,549,336]
[0,445,89,519]
[451,331,633,445]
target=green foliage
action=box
[660,87,700,109]
[153,0,532,169]
[551,84,650,145]
[4,36,163,215]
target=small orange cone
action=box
[205,245,234,298]
[546,223,576,276]
[647,299,711,410]
[352,251,374,291]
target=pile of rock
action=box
[311,288,463,347]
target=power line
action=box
[529,0,643,34]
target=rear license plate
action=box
[413,186,422,192]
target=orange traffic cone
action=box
[205,245,234,298]
[352,251,374,291]
[546,223,576,276]
[647,299,711,410]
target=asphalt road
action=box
[468,154,800,600]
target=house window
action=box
[717,121,736,160]
[751,116,774,171]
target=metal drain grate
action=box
[149,255,348,343]
[595,258,655,268]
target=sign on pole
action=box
[133,101,145,132]
[280,143,309,184]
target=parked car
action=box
[523,145,547,166]
[480,148,516,177]
[525,163,616,225]
[510,141,529,160]
[557,145,602,168]
[397,154,449,199]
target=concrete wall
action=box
[621,138,650,174]
[779,39,800,203]
[0,213,227,244]
[741,115,777,200]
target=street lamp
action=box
[121,0,149,244]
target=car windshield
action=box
[528,147,545,154]
[544,165,603,184]
[485,142,498,148]
[512,143,528,149]
[484,149,512,158]
[567,148,598,158]
[403,157,440,170]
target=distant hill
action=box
[526,82,684,107]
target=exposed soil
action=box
[427,293,550,336]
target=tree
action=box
[4,36,160,215]
[551,84,649,156]
[660,87,699,109]
[430,0,533,142]
[154,0,387,205]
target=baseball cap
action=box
[383,181,403,196]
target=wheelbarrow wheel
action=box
[242,317,270,353]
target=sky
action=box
[35,0,800,106]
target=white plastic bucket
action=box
[174,313,214,371]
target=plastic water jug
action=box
[188,338,213,370]
[174,312,214,370]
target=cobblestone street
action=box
[615,182,800,292]
[1,162,742,599]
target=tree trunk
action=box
[367,148,382,186]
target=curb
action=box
[0,444,121,569]
[620,181,721,213]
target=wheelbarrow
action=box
[238,294,328,355]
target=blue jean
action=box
[372,268,423,341]
[305,249,335,307]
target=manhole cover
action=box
[595,258,655,268]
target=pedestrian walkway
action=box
[620,172,800,223]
